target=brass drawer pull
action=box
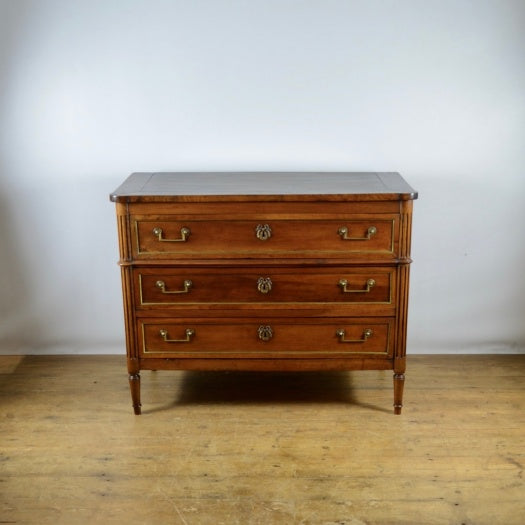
[338,226,377,241]
[255,224,272,241]
[257,277,273,294]
[156,279,193,294]
[257,325,273,341]
[336,328,373,343]
[159,328,195,343]
[338,278,376,293]
[152,226,191,242]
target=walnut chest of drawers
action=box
[110,172,417,414]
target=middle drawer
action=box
[134,267,396,314]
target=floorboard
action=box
[1,355,524,524]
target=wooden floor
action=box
[1,355,524,525]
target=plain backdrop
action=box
[0,0,524,354]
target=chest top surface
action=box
[110,172,418,203]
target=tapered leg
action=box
[129,373,142,415]
[393,373,405,415]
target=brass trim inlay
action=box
[152,226,190,242]
[156,279,193,294]
[135,219,396,255]
[159,328,195,343]
[137,272,393,306]
[338,225,377,241]
[338,278,375,293]
[141,324,391,357]
[336,328,373,343]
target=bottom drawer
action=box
[138,318,394,359]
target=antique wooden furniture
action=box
[110,172,417,414]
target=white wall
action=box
[1,0,524,354]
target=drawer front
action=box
[132,217,397,259]
[135,267,395,309]
[139,318,394,359]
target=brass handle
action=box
[156,279,193,294]
[338,278,376,293]
[336,328,373,343]
[338,226,377,241]
[258,325,273,341]
[153,226,191,242]
[255,224,272,241]
[159,328,195,343]
[257,277,273,294]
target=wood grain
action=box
[1,354,523,524]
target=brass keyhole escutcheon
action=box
[255,224,272,241]
[257,277,273,294]
[257,325,273,341]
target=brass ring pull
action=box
[257,325,273,341]
[156,279,193,294]
[257,277,273,294]
[338,278,375,293]
[336,328,373,343]
[255,224,272,241]
[152,226,191,242]
[338,226,377,241]
[159,328,195,343]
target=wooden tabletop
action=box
[110,172,418,203]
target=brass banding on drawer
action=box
[135,267,395,309]
[139,318,394,358]
[133,217,397,259]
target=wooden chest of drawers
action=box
[110,172,417,414]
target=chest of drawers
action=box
[110,172,417,414]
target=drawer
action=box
[132,217,397,260]
[138,318,394,359]
[135,267,395,310]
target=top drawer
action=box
[131,215,399,260]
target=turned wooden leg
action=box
[393,373,405,415]
[128,373,142,415]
